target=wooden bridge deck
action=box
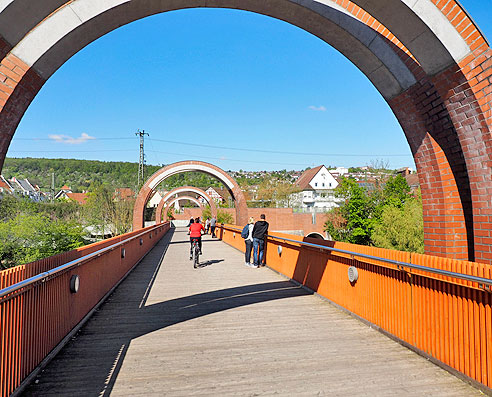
[23,227,480,396]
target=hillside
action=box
[2,158,225,192]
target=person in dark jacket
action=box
[252,214,269,268]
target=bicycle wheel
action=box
[193,243,199,268]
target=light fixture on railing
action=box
[121,248,126,258]
[70,275,80,293]
[278,245,282,256]
[348,266,358,283]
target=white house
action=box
[147,191,163,208]
[205,187,226,204]
[291,165,341,211]
[9,176,42,201]
[330,166,349,177]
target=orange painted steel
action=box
[0,223,170,396]
[219,224,492,391]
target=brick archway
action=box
[160,196,203,223]
[0,1,491,262]
[155,186,217,224]
[133,161,247,229]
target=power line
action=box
[146,149,323,167]
[7,149,134,153]
[11,136,412,157]
[147,138,412,157]
[13,137,135,141]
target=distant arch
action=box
[133,161,247,229]
[305,232,325,240]
[155,186,217,223]
[162,196,203,221]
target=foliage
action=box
[0,213,85,269]
[382,174,410,208]
[217,210,233,224]
[371,194,424,253]
[3,157,159,193]
[84,183,115,232]
[166,208,174,220]
[158,172,225,190]
[255,178,301,207]
[324,176,424,253]
[325,178,376,245]
[83,183,135,236]
[202,206,211,220]
[112,198,135,235]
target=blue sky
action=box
[7,1,492,171]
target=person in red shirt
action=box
[188,217,205,259]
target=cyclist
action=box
[188,217,205,260]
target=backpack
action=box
[241,224,249,239]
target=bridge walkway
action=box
[23,227,480,396]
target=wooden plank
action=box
[22,228,482,396]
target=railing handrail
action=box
[0,224,165,300]
[222,225,492,288]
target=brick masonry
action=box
[0,2,490,262]
[155,186,218,223]
[173,207,328,237]
[133,161,248,230]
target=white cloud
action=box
[48,132,96,144]
[308,105,327,112]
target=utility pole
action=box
[51,172,55,202]
[135,129,149,187]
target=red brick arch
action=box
[0,1,491,262]
[133,161,248,229]
[155,186,217,224]
[160,196,204,222]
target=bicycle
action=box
[191,237,200,268]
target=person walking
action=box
[252,214,269,268]
[241,217,255,267]
[210,216,217,238]
[205,218,210,234]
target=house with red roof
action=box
[0,175,13,195]
[291,165,341,211]
[114,188,134,201]
[205,187,229,204]
[55,185,88,205]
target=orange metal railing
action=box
[0,223,170,396]
[218,224,492,391]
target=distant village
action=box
[0,165,419,213]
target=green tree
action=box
[84,183,115,237]
[112,198,135,235]
[217,209,233,224]
[202,205,212,221]
[0,213,85,269]
[256,178,300,207]
[325,178,376,245]
[382,174,411,209]
[371,193,424,253]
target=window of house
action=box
[315,182,318,187]
[322,183,325,187]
